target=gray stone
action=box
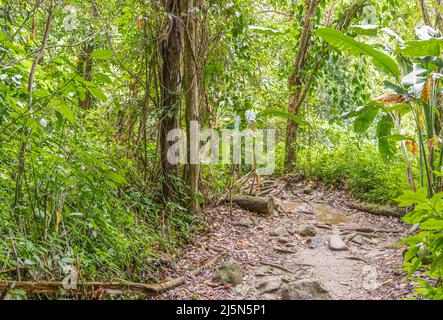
[329,233,348,251]
[281,279,332,300]
[259,293,278,300]
[270,226,289,237]
[212,261,245,285]
[277,237,290,244]
[254,266,271,276]
[254,265,284,276]
[303,185,314,194]
[307,236,326,249]
[255,276,282,294]
[352,235,363,245]
[235,217,255,228]
[296,225,317,237]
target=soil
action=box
[156,177,417,300]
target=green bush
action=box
[396,189,443,300]
[296,124,408,204]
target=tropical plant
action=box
[317,24,443,296]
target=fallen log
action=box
[213,171,254,206]
[0,280,180,296]
[230,196,274,215]
[341,227,403,234]
[346,200,405,218]
[0,251,226,298]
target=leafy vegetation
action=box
[0,0,442,299]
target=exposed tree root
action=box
[346,200,406,218]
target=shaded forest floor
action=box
[156,177,417,300]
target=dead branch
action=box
[0,251,226,297]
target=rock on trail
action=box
[159,178,411,300]
[281,279,332,300]
[329,232,348,251]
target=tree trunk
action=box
[183,0,201,215]
[14,4,53,209]
[436,0,443,33]
[284,0,320,172]
[419,0,431,26]
[77,43,93,109]
[159,0,183,200]
[231,196,274,216]
[284,1,367,173]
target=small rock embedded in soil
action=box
[212,260,245,285]
[270,226,289,237]
[329,233,348,251]
[234,217,255,228]
[296,225,317,237]
[277,237,290,244]
[362,265,379,290]
[307,236,326,249]
[255,276,282,294]
[303,185,314,194]
[352,235,363,245]
[281,279,332,300]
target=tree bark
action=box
[419,0,431,26]
[159,0,183,199]
[436,0,443,33]
[14,3,53,209]
[77,42,93,109]
[231,196,274,215]
[284,0,320,172]
[183,0,201,215]
[346,200,406,218]
[284,1,367,173]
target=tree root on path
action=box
[260,261,294,274]
[338,256,369,263]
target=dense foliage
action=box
[0,0,442,299]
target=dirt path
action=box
[159,178,414,300]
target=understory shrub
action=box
[296,123,409,204]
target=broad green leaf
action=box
[316,28,400,79]
[377,114,396,161]
[421,218,443,230]
[383,81,406,95]
[402,65,428,86]
[396,188,428,206]
[89,87,107,101]
[91,49,112,60]
[396,39,442,57]
[430,254,443,272]
[354,107,379,134]
[350,24,379,36]
[404,245,420,262]
[94,73,113,84]
[103,171,127,184]
[388,134,413,141]
[58,104,75,124]
[256,109,309,127]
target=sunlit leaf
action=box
[91,49,112,60]
[316,28,401,79]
